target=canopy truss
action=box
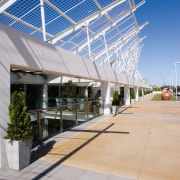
[0,0,148,81]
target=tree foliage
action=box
[139,89,142,97]
[112,91,120,106]
[130,88,135,99]
[4,91,33,141]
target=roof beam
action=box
[1,11,53,38]
[40,0,46,41]
[117,44,141,74]
[44,0,105,49]
[72,1,146,54]
[0,0,17,13]
[102,37,144,66]
[47,0,127,44]
[93,0,145,72]
[44,0,76,25]
[112,42,140,69]
[90,23,147,62]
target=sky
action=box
[134,0,180,86]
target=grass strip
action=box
[151,94,177,101]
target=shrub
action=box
[4,91,33,141]
[130,88,135,99]
[139,89,142,97]
[112,91,120,106]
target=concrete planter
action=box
[112,106,119,115]
[4,138,32,170]
[131,99,135,105]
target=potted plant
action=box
[112,91,120,115]
[130,88,135,105]
[139,89,142,100]
[4,91,33,170]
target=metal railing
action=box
[29,99,104,145]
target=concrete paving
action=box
[1,93,180,180]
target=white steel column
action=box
[101,81,111,114]
[85,87,88,99]
[124,85,130,105]
[115,84,120,94]
[43,83,48,108]
[42,83,48,137]
[134,86,139,101]
[113,45,120,70]
[40,0,46,41]
[86,22,91,59]
[103,32,110,68]
[172,70,175,94]
[142,87,144,97]
[175,62,180,99]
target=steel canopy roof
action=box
[0,0,148,80]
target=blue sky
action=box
[135,0,180,86]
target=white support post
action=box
[175,62,180,99]
[43,83,48,108]
[124,85,130,105]
[134,87,139,101]
[101,81,111,114]
[142,87,144,97]
[115,85,120,94]
[86,22,91,59]
[172,70,175,95]
[85,87,88,99]
[40,0,46,41]
[42,84,48,138]
[103,32,110,68]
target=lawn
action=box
[151,94,177,101]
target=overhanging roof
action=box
[0,0,148,81]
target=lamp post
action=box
[175,62,180,99]
[172,70,175,95]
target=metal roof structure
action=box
[0,0,148,81]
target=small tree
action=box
[111,91,120,115]
[130,88,135,99]
[139,89,142,97]
[4,91,33,141]
[112,91,120,106]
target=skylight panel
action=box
[11,21,36,35]
[6,0,39,18]
[31,31,44,41]
[48,0,84,13]
[21,6,42,28]
[108,0,130,20]
[0,14,14,26]
[65,0,99,23]
[61,42,77,51]
[96,0,115,8]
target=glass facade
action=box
[11,70,103,147]
[29,100,104,147]
[11,84,43,110]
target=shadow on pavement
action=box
[31,123,129,180]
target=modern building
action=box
[0,0,151,168]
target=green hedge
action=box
[4,91,33,141]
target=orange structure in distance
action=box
[161,89,171,100]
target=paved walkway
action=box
[1,93,180,180]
